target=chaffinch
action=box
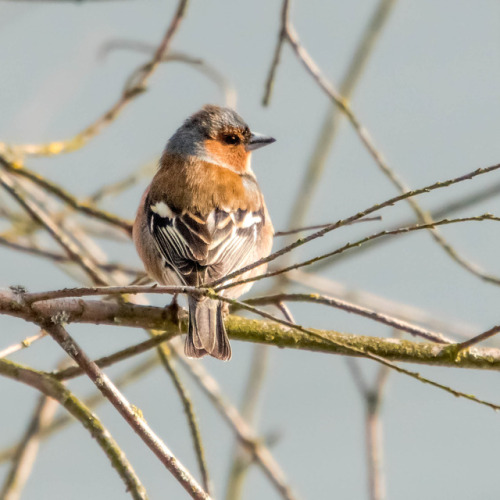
[133,105,275,360]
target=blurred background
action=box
[1,1,500,498]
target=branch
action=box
[0,156,133,234]
[0,329,47,359]
[0,356,159,466]
[51,331,175,380]
[225,345,270,500]
[1,288,500,371]
[206,162,500,289]
[316,179,500,271]
[346,358,390,500]
[216,214,500,293]
[152,339,212,495]
[273,216,381,236]
[175,343,299,500]
[40,321,210,499]
[261,0,290,106]
[244,293,452,344]
[286,269,475,338]
[0,394,58,500]
[0,0,189,158]
[283,0,398,237]
[100,43,237,108]
[0,235,139,276]
[0,358,148,500]
[279,0,500,286]
[0,172,110,285]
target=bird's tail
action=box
[185,295,231,361]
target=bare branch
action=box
[315,179,500,272]
[206,162,500,289]
[211,295,500,411]
[216,214,500,293]
[284,0,398,236]
[287,269,475,338]
[262,0,290,106]
[458,326,500,351]
[0,236,140,276]
[0,358,148,500]
[0,172,110,285]
[0,395,58,500]
[153,340,212,495]
[51,331,175,380]
[244,293,452,344]
[100,43,237,108]
[225,345,270,500]
[0,0,189,158]
[0,288,498,372]
[24,284,192,303]
[0,356,159,466]
[274,216,381,236]
[0,156,132,234]
[0,330,47,359]
[175,343,299,500]
[41,322,210,499]
[279,0,500,286]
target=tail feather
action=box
[185,296,231,361]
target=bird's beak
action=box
[246,132,276,152]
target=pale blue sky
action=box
[1,1,500,499]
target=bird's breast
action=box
[151,153,262,214]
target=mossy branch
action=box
[1,289,499,371]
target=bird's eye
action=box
[223,135,240,145]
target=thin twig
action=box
[0,172,110,285]
[316,179,500,271]
[0,395,58,500]
[206,162,500,289]
[51,331,174,380]
[174,342,299,500]
[216,214,500,293]
[0,356,159,466]
[286,269,475,338]
[431,181,500,220]
[280,0,500,287]
[366,366,390,500]
[274,217,381,236]
[0,330,47,359]
[225,344,270,500]
[210,294,500,411]
[0,236,140,276]
[0,358,149,500]
[262,0,290,106]
[457,326,500,351]
[0,157,132,233]
[100,43,237,108]
[284,0,398,237]
[153,339,212,495]
[0,0,189,158]
[244,293,452,344]
[346,345,392,500]
[41,322,210,500]
[345,358,370,396]
[24,284,193,303]
[88,160,157,203]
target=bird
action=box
[133,105,275,360]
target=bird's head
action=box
[166,105,275,173]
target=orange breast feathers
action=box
[149,153,263,214]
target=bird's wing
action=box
[147,199,264,285]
